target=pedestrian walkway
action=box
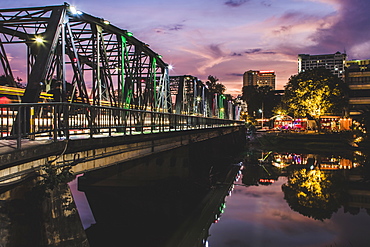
[0,139,53,155]
[0,126,191,156]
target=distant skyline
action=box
[1,0,369,96]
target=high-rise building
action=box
[345,59,370,67]
[298,52,347,79]
[344,59,370,116]
[243,70,275,89]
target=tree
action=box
[242,85,278,118]
[0,74,24,88]
[282,68,348,121]
[272,103,289,116]
[205,75,226,95]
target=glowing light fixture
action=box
[126,32,133,36]
[103,20,110,25]
[69,6,78,15]
[168,64,174,70]
[35,36,44,43]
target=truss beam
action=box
[0,3,171,112]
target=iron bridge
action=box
[0,3,244,149]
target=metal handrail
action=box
[0,102,244,149]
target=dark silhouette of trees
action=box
[242,85,279,119]
[0,75,24,88]
[205,75,226,95]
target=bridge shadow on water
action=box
[0,131,245,247]
[76,137,244,247]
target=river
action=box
[70,149,370,246]
[1,141,370,246]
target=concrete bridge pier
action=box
[0,177,89,247]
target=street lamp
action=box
[259,108,264,127]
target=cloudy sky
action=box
[1,0,370,96]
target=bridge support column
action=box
[0,177,89,246]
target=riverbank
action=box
[251,131,357,156]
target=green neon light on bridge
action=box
[121,35,132,108]
[152,57,157,108]
[121,35,126,107]
[219,94,225,119]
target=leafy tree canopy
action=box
[272,103,289,116]
[282,68,348,118]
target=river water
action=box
[70,149,370,247]
[208,175,370,247]
[1,142,369,246]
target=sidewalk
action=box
[0,139,53,155]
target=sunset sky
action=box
[1,0,369,96]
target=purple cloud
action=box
[272,25,293,35]
[208,44,225,58]
[279,11,303,21]
[231,52,243,56]
[227,73,244,77]
[261,1,272,7]
[245,48,262,54]
[168,24,184,31]
[308,0,370,59]
[244,48,276,55]
[225,0,249,7]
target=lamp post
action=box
[259,102,264,127]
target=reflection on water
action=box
[209,177,370,247]
[73,140,243,247]
[11,132,369,246]
[68,175,96,229]
[2,145,369,246]
[72,147,370,247]
[3,128,370,245]
[70,148,370,247]
[270,152,361,170]
[208,150,370,247]
[0,136,244,246]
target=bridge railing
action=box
[0,103,244,149]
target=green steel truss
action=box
[0,3,171,112]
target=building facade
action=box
[243,70,275,89]
[345,59,370,116]
[298,52,347,79]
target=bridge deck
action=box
[0,139,51,154]
[0,128,176,156]
[0,126,246,185]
